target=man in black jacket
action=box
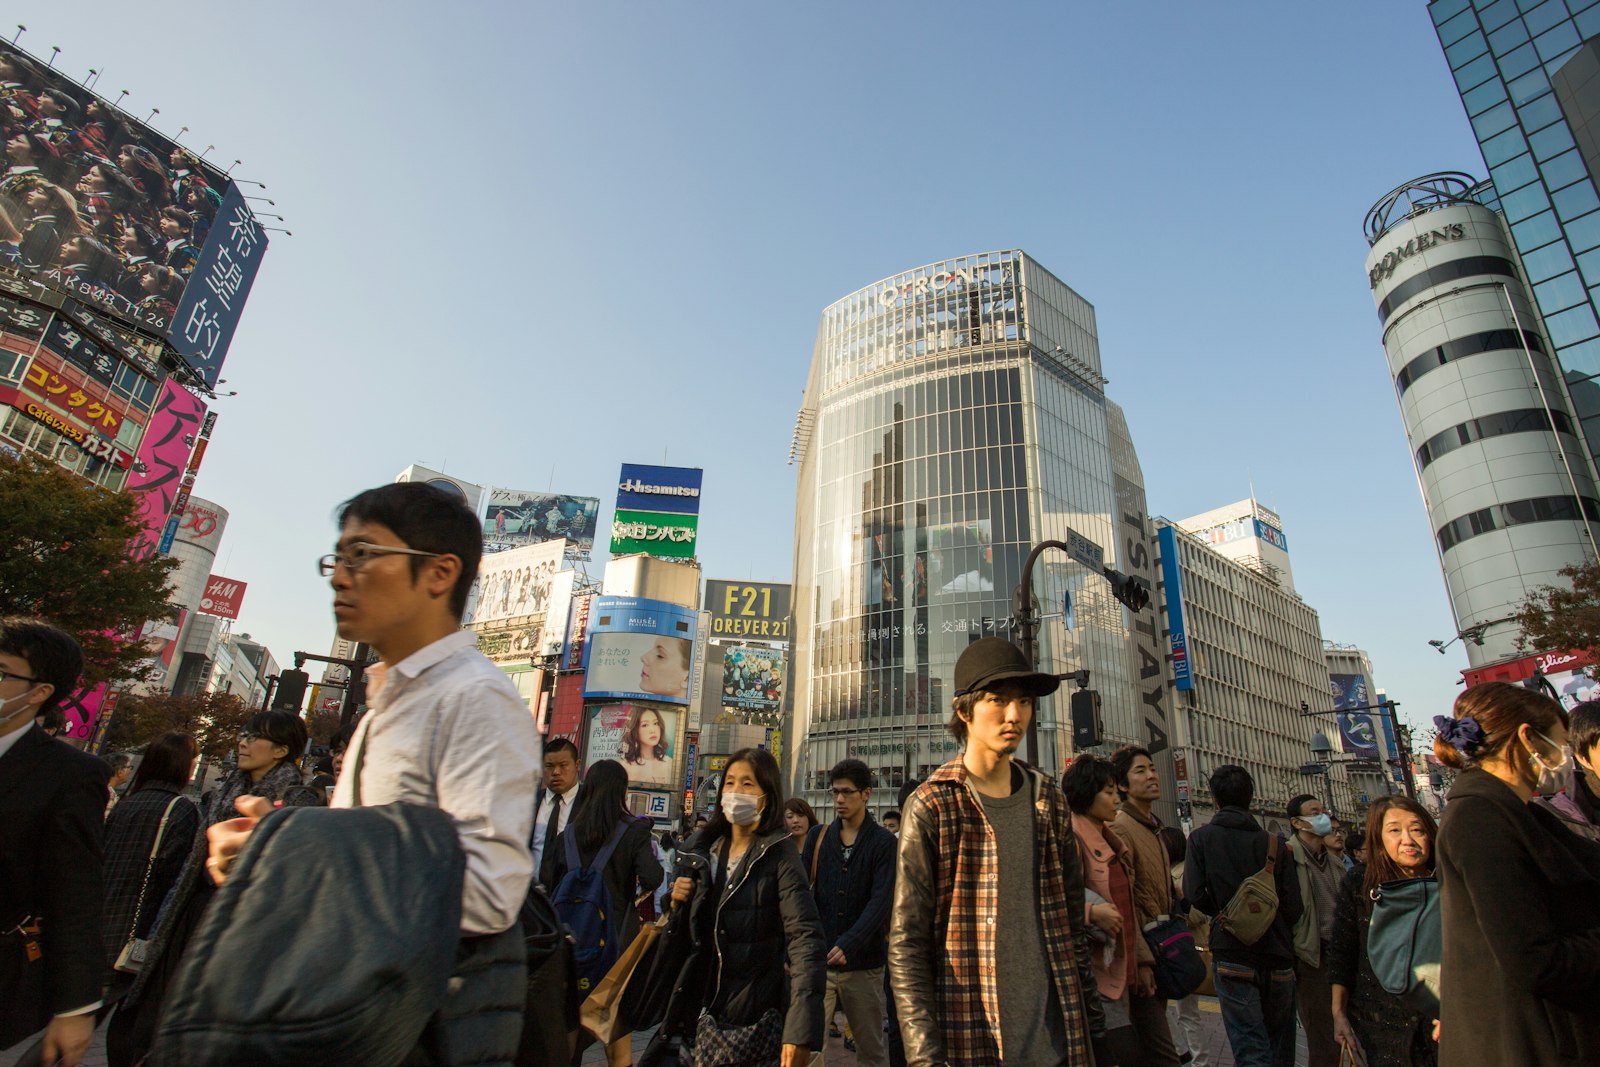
[1183,765,1304,1067]
[0,618,107,1067]
[804,758,896,1067]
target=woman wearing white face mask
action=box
[659,747,825,1067]
[1434,682,1600,1065]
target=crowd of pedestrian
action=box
[5,484,1600,1066]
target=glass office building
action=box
[1431,0,1600,471]
[787,251,1150,807]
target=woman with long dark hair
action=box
[108,711,319,1066]
[541,759,662,1067]
[101,733,201,988]
[664,747,824,1067]
[1433,682,1600,1064]
[1328,796,1439,1067]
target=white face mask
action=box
[1530,730,1574,795]
[720,791,762,826]
[0,687,39,726]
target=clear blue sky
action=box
[34,2,1487,742]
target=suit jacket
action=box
[0,726,110,1044]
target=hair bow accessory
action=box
[1433,714,1485,756]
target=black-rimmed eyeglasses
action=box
[318,542,441,577]
[0,669,38,685]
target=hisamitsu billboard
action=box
[616,464,703,515]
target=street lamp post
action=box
[1300,700,1416,800]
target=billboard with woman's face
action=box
[586,704,679,787]
[581,596,697,705]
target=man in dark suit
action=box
[0,618,108,1066]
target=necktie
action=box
[542,794,563,866]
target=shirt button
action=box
[986,917,995,925]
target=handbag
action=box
[689,1008,783,1067]
[1366,876,1440,1017]
[114,795,184,975]
[580,906,667,1045]
[1192,945,1216,998]
[1142,914,1208,1000]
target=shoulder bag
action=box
[1366,875,1440,1017]
[1216,831,1279,946]
[114,795,185,974]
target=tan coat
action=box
[1112,803,1176,927]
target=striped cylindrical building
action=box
[1366,175,1600,667]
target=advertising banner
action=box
[582,596,698,705]
[704,581,792,640]
[925,521,994,596]
[1156,526,1193,690]
[586,704,681,787]
[484,487,600,559]
[126,381,207,560]
[198,574,247,620]
[0,42,266,385]
[1329,673,1379,756]
[548,676,585,742]
[616,463,703,515]
[466,539,566,627]
[564,593,592,671]
[610,508,698,558]
[539,570,576,659]
[720,645,785,712]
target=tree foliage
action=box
[102,689,255,763]
[305,707,341,747]
[1516,559,1600,657]
[0,452,178,688]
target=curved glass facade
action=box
[789,251,1146,807]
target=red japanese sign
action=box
[21,361,122,437]
[198,574,248,620]
[0,384,132,469]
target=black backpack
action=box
[149,804,465,1067]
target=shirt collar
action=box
[0,720,36,760]
[558,780,581,802]
[387,630,477,684]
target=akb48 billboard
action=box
[0,41,267,387]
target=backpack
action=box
[150,804,465,1067]
[552,819,631,994]
[1217,831,1279,946]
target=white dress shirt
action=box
[531,780,581,877]
[332,630,540,935]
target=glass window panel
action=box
[1482,125,1530,166]
[1491,151,1540,191]
[1431,0,1470,21]
[1564,208,1600,250]
[1449,26,1493,68]
[1499,41,1542,78]
[1546,303,1600,344]
[1501,181,1552,221]
[1454,51,1499,90]
[1513,208,1562,246]
[1525,239,1576,281]
[1478,0,1521,27]
[1555,181,1600,221]
[1473,100,1519,139]
[1489,15,1531,51]
[1540,148,1589,190]
[1535,21,1580,59]
[1556,336,1600,376]
[1576,246,1600,285]
[1524,0,1571,34]
[1465,76,1510,115]
[1517,91,1563,132]
[1535,269,1587,311]
[1530,121,1576,160]
[1579,6,1600,34]
[1507,68,1550,105]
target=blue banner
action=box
[169,184,269,388]
[1156,526,1193,690]
[616,463,703,515]
[1329,673,1379,756]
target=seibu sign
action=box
[1368,222,1465,289]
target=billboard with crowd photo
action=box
[720,644,785,712]
[483,487,600,559]
[466,538,566,627]
[0,41,267,387]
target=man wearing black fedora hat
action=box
[888,637,1103,1066]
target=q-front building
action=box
[787,251,1177,817]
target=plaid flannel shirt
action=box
[889,756,1096,1067]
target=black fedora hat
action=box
[953,637,1061,698]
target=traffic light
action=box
[1105,569,1150,613]
[1071,689,1104,749]
[272,669,309,713]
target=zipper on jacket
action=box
[709,834,780,1012]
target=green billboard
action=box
[610,508,699,558]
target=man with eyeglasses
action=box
[802,757,897,1067]
[0,618,107,1067]
[206,483,540,1065]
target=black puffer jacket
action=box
[676,826,826,1050]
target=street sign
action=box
[1065,529,1104,571]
